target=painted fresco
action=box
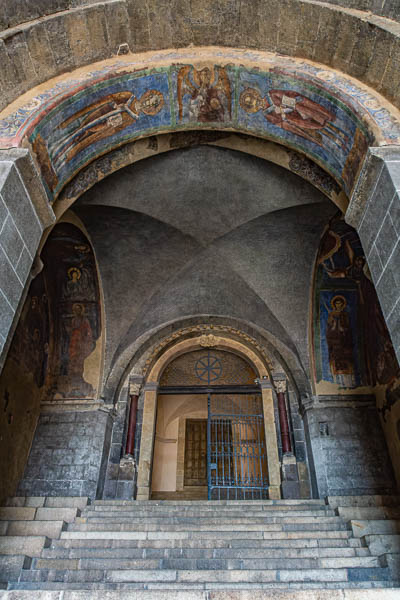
[313,215,400,390]
[1,50,399,202]
[42,223,101,399]
[176,66,232,123]
[30,71,170,197]
[7,273,49,389]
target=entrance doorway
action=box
[184,419,207,486]
[150,349,270,500]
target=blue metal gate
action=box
[207,393,269,500]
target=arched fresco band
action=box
[136,333,282,500]
[1,47,400,205]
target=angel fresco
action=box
[240,88,350,151]
[48,89,164,171]
[177,66,232,123]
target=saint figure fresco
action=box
[314,215,400,389]
[325,295,355,387]
[42,223,101,399]
[240,88,350,151]
[46,89,164,174]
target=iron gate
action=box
[207,393,269,500]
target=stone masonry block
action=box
[0,289,15,343]
[15,246,33,282]
[0,214,24,265]
[377,261,399,318]
[358,164,396,254]
[1,165,42,257]
[375,212,399,268]
[0,245,23,305]
[25,21,57,84]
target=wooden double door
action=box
[184,419,207,486]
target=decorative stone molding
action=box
[40,398,106,412]
[142,324,273,376]
[199,334,219,348]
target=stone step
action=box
[0,555,31,583]
[52,536,356,549]
[365,534,400,555]
[30,555,381,571]
[61,530,353,541]
[83,509,336,519]
[338,507,400,521]
[351,520,400,537]
[89,503,328,513]
[3,586,400,597]
[381,553,400,578]
[5,497,89,509]
[327,496,400,509]
[3,520,66,538]
[41,545,367,560]
[94,499,327,506]
[0,508,36,521]
[0,507,79,523]
[18,566,391,584]
[0,536,50,557]
[68,520,348,532]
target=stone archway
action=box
[136,332,281,500]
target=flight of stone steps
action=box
[0,495,399,598]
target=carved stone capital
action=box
[274,380,287,394]
[129,382,141,396]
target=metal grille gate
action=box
[207,393,269,500]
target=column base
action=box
[136,486,150,500]
[268,485,281,500]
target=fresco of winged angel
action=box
[177,65,232,123]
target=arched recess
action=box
[1,46,400,377]
[1,47,399,207]
[0,216,105,501]
[104,316,311,408]
[135,332,282,500]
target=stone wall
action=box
[1,1,400,113]
[326,0,400,20]
[0,150,54,368]
[0,1,103,29]
[347,148,400,363]
[304,399,397,497]
[18,407,112,498]
[2,1,399,33]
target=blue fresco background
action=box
[237,69,358,182]
[319,289,362,386]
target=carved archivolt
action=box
[142,324,273,377]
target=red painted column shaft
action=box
[277,391,292,454]
[125,394,138,456]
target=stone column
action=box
[260,381,281,499]
[136,382,158,500]
[275,379,292,454]
[125,382,140,457]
